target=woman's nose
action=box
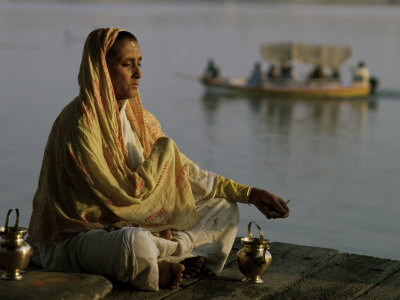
[133,65,142,78]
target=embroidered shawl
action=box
[28,28,198,246]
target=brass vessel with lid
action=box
[236,221,272,283]
[0,208,33,280]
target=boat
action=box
[201,42,378,98]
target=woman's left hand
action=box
[248,188,290,219]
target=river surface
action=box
[1,1,400,260]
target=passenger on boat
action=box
[266,64,280,79]
[331,67,341,81]
[280,60,293,79]
[203,59,220,81]
[308,65,326,80]
[247,62,263,86]
[27,28,290,291]
[353,61,370,85]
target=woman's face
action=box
[106,38,142,100]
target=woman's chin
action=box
[116,92,138,100]
[128,90,139,99]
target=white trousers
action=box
[27,197,239,291]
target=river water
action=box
[1,1,400,260]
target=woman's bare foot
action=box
[181,257,205,278]
[152,229,173,240]
[158,261,185,289]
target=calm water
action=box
[1,1,400,260]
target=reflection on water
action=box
[197,92,400,260]
[201,93,375,138]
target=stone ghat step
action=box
[1,240,400,300]
[0,269,112,300]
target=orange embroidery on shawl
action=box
[132,173,145,196]
[104,146,120,180]
[120,135,127,153]
[107,193,133,207]
[81,100,95,128]
[93,79,105,113]
[155,161,170,187]
[175,166,187,187]
[145,217,172,228]
[112,133,125,154]
[103,60,115,92]
[175,166,190,197]
[144,207,171,227]
[70,151,89,177]
[179,181,190,197]
[102,57,110,79]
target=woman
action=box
[28,28,289,291]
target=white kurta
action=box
[27,101,239,291]
[355,66,370,85]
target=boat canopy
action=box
[261,42,353,68]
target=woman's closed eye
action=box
[122,61,141,67]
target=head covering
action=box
[29,28,197,245]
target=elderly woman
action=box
[27,28,289,291]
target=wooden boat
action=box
[201,42,377,99]
[201,77,372,98]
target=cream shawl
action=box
[29,28,199,246]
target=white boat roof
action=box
[261,42,353,67]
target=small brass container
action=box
[236,221,272,283]
[0,208,33,280]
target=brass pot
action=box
[236,221,272,283]
[0,208,33,280]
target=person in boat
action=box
[266,64,280,79]
[353,61,370,85]
[279,60,293,79]
[202,59,220,82]
[331,67,341,81]
[247,62,263,86]
[308,65,326,80]
[27,28,290,291]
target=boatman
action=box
[203,59,220,82]
[353,61,370,85]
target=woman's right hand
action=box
[249,188,290,219]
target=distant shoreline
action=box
[1,0,400,5]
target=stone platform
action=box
[1,239,400,299]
